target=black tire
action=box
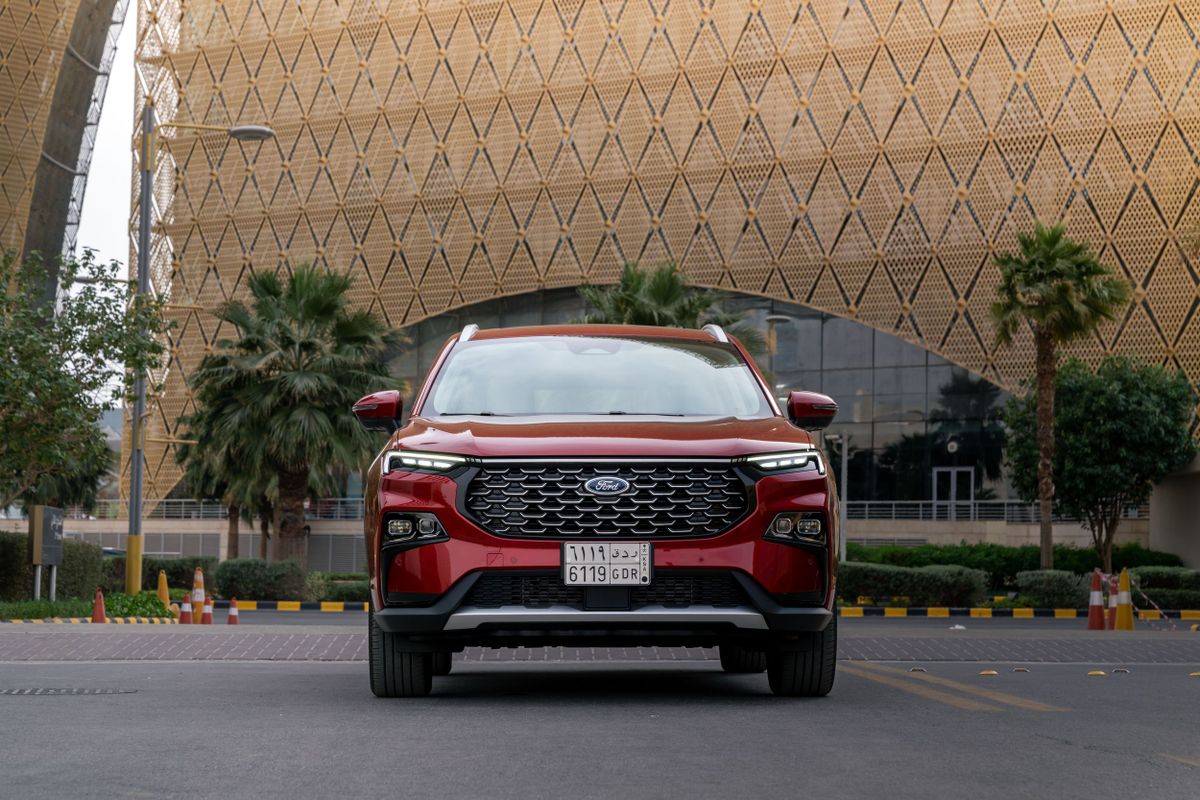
[369,608,433,698]
[767,616,837,697]
[432,651,453,676]
[719,643,767,673]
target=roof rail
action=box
[702,323,728,343]
[459,323,480,343]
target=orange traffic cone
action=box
[1106,574,1118,630]
[179,593,193,625]
[200,594,214,625]
[1087,570,1106,630]
[1115,568,1135,631]
[191,568,206,625]
[227,597,239,625]
[91,587,107,623]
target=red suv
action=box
[353,324,840,697]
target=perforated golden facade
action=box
[132,0,1200,500]
[0,1,78,249]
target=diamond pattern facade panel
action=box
[0,1,78,250]
[131,0,1200,501]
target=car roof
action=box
[469,324,723,342]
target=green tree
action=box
[186,266,403,563]
[0,250,165,510]
[991,223,1130,569]
[578,262,765,355]
[1005,357,1195,573]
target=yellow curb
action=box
[1139,610,1162,620]
[840,607,864,617]
[1054,609,1077,619]
[1180,610,1200,620]
[970,608,992,618]
[1013,608,1035,618]
[927,607,950,617]
[277,601,301,612]
[238,600,258,611]
[884,607,907,617]
[320,601,345,613]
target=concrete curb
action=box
[839,607,1200,619]
[0,617,178,625]
[211,600,369,613]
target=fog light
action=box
[772,516,794,536]
[387,518,414,540]
[417,517,438,537]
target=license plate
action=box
[562,542,652,586]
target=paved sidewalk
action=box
[1,623,1197,663]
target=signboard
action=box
[28,506,64,567]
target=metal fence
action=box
[845,501,1149,523]
[60,498,1149,525]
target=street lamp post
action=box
[824,433,850,564]
[125,104,275,594]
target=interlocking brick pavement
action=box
[1,626,1197,663]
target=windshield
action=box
[421,335,773,418]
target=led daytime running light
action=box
[745,450,823,472]
[386,450,466,472]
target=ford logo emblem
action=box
[584,477,630,495]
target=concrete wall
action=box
[1150,455,1200,568]
[846,519,1149,550]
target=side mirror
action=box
[352,390,403,433]
[786,390,838,431]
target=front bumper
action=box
[373,571,833,637]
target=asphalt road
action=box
[2,630,1198,800]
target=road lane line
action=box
[839,664,1004,712]
[857,663,1067,712]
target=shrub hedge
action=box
[0,533,105,601]
[1015,570,1089,608]
[837,563,988,607]
[103,556,221,595]
[213,559,305,600]
[325,580,370,602]
[845,542,1182,590]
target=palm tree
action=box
[579,262,766,355]
[188,266,404,564]
[991,223,1130,569]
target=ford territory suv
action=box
[353,324,840,697]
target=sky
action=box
[73,18,136,276]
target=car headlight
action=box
[765,512,825,545]
[741,450,824,475]
[383,512,448,545]
[384,450,467,474]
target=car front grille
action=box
[464,572,750,609]
[463,462,749,539]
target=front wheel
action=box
[767,617,837,697]
[369,608,433,697]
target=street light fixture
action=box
[125,105,276,594]
[823,432,850,564]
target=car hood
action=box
[392,416,814,459]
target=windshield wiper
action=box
[605,411,686,416]
[438,412,507,416]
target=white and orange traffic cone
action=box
[1115,568,1135,631]
[1087,570,1106,630]
[179,593,193,625]
[1106,574,1118,630]
[191,568,206,625]
[227,597,239,625]
[91,587,107,624]
[200,594,214,625]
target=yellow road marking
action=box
[839,665,1004,712]
[1162,754,1200,768]
[926,607,949,617]
[884,608,907,618]
[1013,608,1034,618]
[857,663,1068,712]
[1054,609,1076,619]
[277,601,301,612]
[238,601,258,610]
[320,602,345,613]
[1180,610,1200,620]
[970,608,992,618]
[1139,610,1161,620]
[840,607,864,617]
